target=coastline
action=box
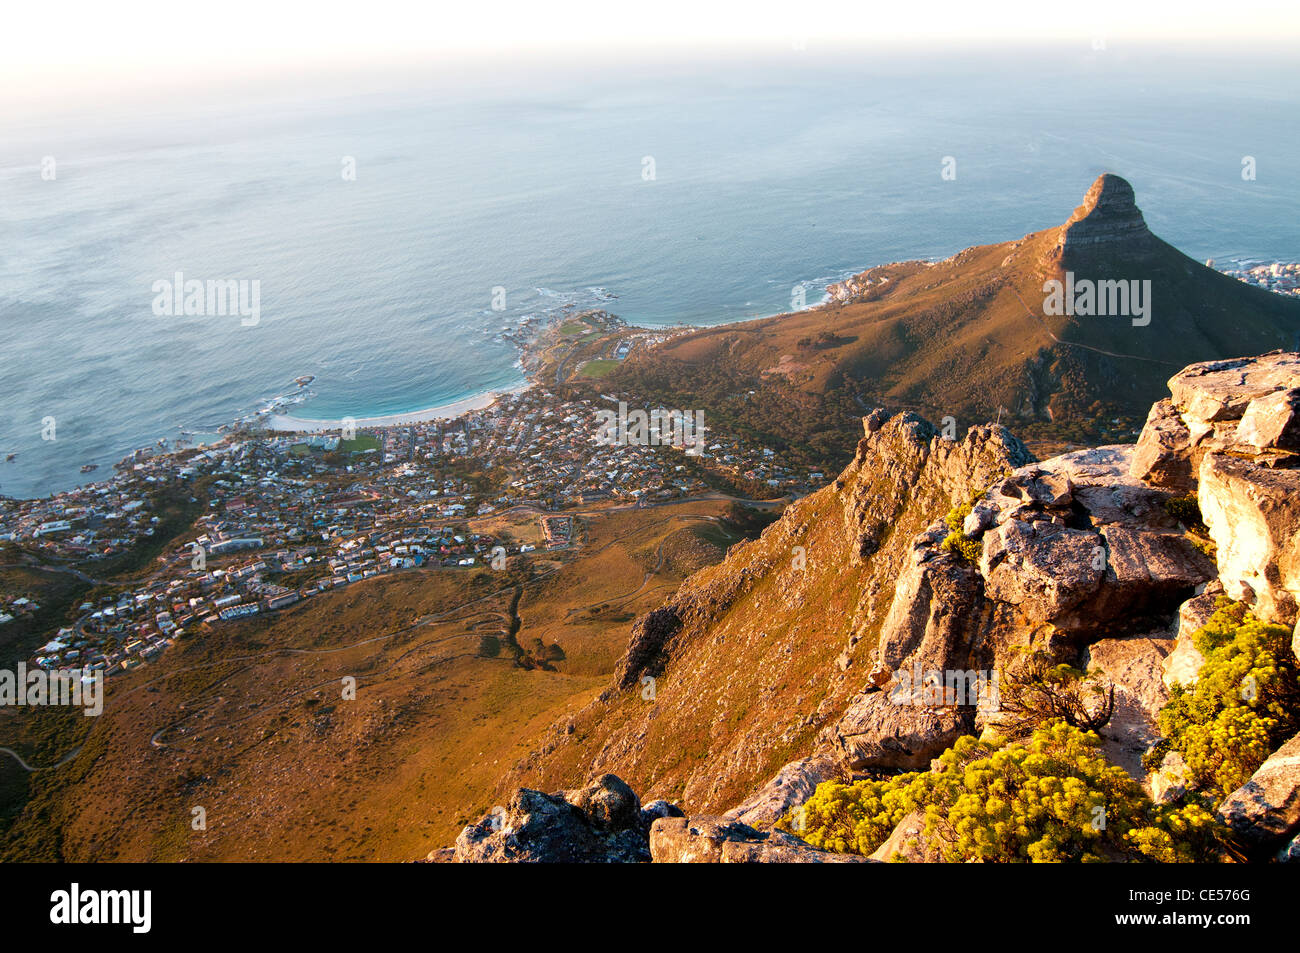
[264,380,534,433]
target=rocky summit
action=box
[438,352,1300,862]
[1049,172,1156,265]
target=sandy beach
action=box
[265,381,533,433]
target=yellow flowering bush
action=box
[940,498,983,564]
[780,721,1221,862]
[1157,600,1300,796]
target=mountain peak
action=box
[1050,173,1154,264]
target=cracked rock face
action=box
[1131,352,1300,626]
[1130,399,1194,490]
[1200,453,1300,626]
[828,444,1212,773]
[1051,173,1154,263]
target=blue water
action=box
[2,45,1298,498]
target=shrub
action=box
[779,721,1222,862]
[996,649,1115,735]
[778,773,920,856]
[941,530,983,564]
[940,497,983,564]
[1157,600,1300,796]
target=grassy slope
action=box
[502,422,977,815]
[0,498,756,860]
[610,215,1300,467]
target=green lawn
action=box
[339,434,381,453]
[579,359,620,379]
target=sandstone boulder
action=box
[641,799,686,827]
[565,773,642,832]
[1130,398,1194,489]
[649,815,870,863]
[1199,452,1300,625]
[1083,634,1172,781]
[453,774,653,862]
[724,754,839,829]
[981,519,1106,626]
[868,810,945,862]
[1237,387,1300,452]
[832,691,975,771]
[1217,732,1300,852]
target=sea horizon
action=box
[3,44,1298,499]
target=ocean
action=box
[2,44,1297,498]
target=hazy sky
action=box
[4,0,1298,115]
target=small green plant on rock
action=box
[940,495,983,564]
[1157,600,1300,797]
[1164,492,1204,529]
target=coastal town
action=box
[0,379,824,680]
[1213,259,1300,297]
[14,249,1293,682]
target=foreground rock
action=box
[723,755,839,829]
[1217,732,1300,854]
[828,443,1212,773]
[650,816,871,863]
[452,774,657,863]
[869,811,945,862]
[1132,352,1300,626]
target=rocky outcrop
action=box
[723,755,840,829]
[1048,173,1155,266]
[1132,356,1300,624]
[816,420,1037,771]
[1130,353,1300,626]
[476,351,1300,862]
[1200,452,1300,626]
[609,607,682,694]
[827,443,1212,773]
[1132,354,1300,484]
[1217,732,1300,854]
[868,811,945,863]
[649,815,869,863]
[451,774,655,863]
[838,413,1032,568]
[1162,584,1221,689]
